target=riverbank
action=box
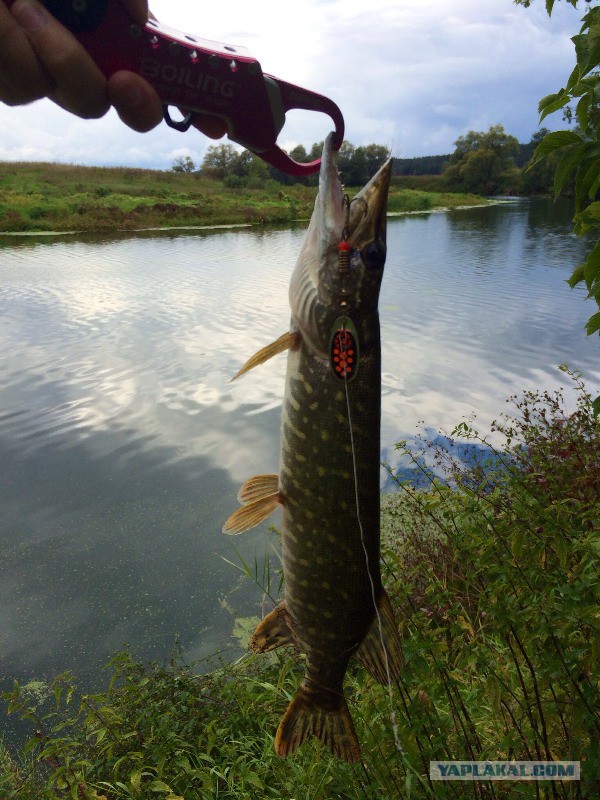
[1,374,597,799]
[0,161,487,233]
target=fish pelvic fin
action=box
[237,473,279,504]
[222,491,282,534]
[275,684,361,763]
[230,331,301,381]
[249,601,297,653]
[355,589,403,685]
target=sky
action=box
[0,0,587,169]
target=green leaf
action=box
[130,769,142,791]
[533,130,583,160]
[575,154,600,210]
[246,773,264,788]
[149,780,174,792]
[565,63,583,95]
[583,242,600,291]
[553,143,586,198]
[592,395,600,417]
[575,92,591,132]
[486,674,501,714]
[511,530,525,560]
[576,201,600,233]
[538,91,570,122]
[538,91,560,112]
[585,311,600,335]
[567,262,586,289]
[556,536,569,570]
[573,25,600,77]
[587,201,600,220]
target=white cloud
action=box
[0,0,585,166]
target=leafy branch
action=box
[521,1,600,411]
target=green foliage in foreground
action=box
[520,1,600,411]
[1,369,598,799]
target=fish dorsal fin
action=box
[354,589,403,685]
[275,684,361,762]
[230,331,301,382]
[222,491,282,535]
[237,474,279,504]
[249,601,297,653]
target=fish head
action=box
[316,133,392,315]
[291,132,392,356]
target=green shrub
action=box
[384,366,599,797]
[2,368,597,798]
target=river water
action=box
[0,198,597,709]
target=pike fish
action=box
[223,133,402,762]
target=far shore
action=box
[0,161,488,234]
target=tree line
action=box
[172,125,567,196]
[394,124,570,196]
[172,141,390,188]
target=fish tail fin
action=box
[274,685,361,762]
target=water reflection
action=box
[0,199,597,710]
[379,199,598,446]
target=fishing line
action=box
[343,371,403,755]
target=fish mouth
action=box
[317,132,392,269]
[346,156,392,250]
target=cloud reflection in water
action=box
[0,200,598,700]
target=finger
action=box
[0,0,53,104]
[10,0,110,118]
[108,70,163,132]
[121,0,148,27]
[191,115,229,140]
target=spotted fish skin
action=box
[224,133,402,762]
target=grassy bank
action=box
[0,161,487,233]
[1,369,597,799]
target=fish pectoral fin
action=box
[237,473,279,504]
[249,601,297,653]
[222,492,282,535]
[275,684,361,763]
[354,589,403,685]
[230,331,301,382]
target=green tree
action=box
[288,144,309,164]
[171,155,196,173]
[333,141,390,186]
[336,140,359,184]
[244,153,271,188]
[308,141,324,162]
[444,124,520,194]
[517,0,599,411]
[201,143,243,179]
[516,127,550,165]
[360,144,391,179]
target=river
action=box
[0,197,597,715]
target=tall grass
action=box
[0,161,486,232]
[1,368,597,798]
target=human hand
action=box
[0,0,227,137]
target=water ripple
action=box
[0,200,598,697]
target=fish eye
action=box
[362,240,386,270]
